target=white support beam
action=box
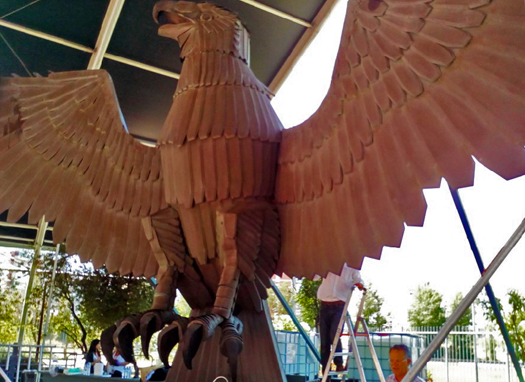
[104,53,180,79]
[16,216,48,382]
[0,20,179,79]
[238,0,312,28]
[0,19,93,53]
[87,0,126,70]
[0,220,53,231]
[269,0,339,93]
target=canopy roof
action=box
[0,0,337,248]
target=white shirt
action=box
[386,373,425,382]
[108,353,129,374]
[316,264,364,302]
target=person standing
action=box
[85,339,102,374]
[387,344,425,382]
[317,264,365,374]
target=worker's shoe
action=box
[335,364,347,372]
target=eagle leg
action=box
[182,211,243,380]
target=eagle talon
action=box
[157,317,189,367]
[140,310,180,358]
[100,310,180,365]
[101,324,118,366]
[114,318,139,363]
[219,316,244,382]
[182,313,224,369]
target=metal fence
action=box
[408,327,525,382]
[0,344,84,382]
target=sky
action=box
[271,0,525,328]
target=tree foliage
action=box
[449,292,472,328]
[0,248,154,352]
[362,284,391,331]
[481,289,525,362]
[295,279,321,330]
[267,281,300,331]
[408,284,446,328]
[0,283,23,343]
[447,292,473,360]
[48,254,154,352]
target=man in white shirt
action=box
[386,344,425,382]
[317,264,365,374]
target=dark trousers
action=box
[319,302,345,372]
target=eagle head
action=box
[153,1,247,59]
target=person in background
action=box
[109,348,132,378]
[85,339,102,374]
[387,344,425,382]
[145,366,170,381]
[317,264,365,374]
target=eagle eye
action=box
[200,13,213,22]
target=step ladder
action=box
[321,289,385,382]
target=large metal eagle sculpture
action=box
[1,0,524,380]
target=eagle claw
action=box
[157,317,189,367]
[101,310,180,364]
[182,313,224,369]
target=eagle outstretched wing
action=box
[275,0,525,278]
[0,70,166,277]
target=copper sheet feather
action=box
[276,0,525,278]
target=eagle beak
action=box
[153,1,176,25]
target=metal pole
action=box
[37,244,61,381]
[269,279,321,362]
[472,304,478,382]
[506,353,511,382]
[16,216,48,382]
[402,217,525,382]
[322,289,354,382]
[17,216,48,345]
[340,316,366,382]
[449,188,524,382]
[0,365,13,382]
[87,0,126,69]
[445,337,449,382]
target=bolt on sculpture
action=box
[0,0,525,381]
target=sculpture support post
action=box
[403,217,525,382]
[16,216,48,382]
[36,244,62,382]
[449,188,524,382]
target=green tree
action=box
[362,284,391,331]
[408,284,446,328]
[295,279,321,330]
[267,281,298,331]
[447,293,473,360]
[0,283,23,343]
[505,290,525,361]
[481,290,525,362]
[1,249,154,352]
[50,258,154,352]
[449,292,472,328]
